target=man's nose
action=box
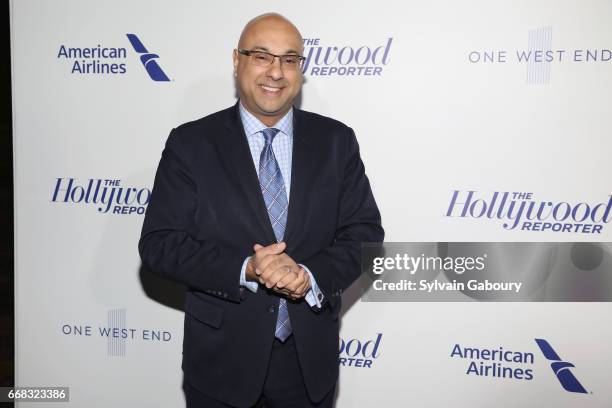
[265,57,284,80]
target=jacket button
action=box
[268,306,275,314]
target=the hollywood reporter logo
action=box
[446,190,612,234]
[51,177,151,215]
[302,38,393,76]
[339,333,383,368]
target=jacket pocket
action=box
[184,293,224,329]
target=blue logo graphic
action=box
[445,190,611,234]
[51,177,151,215]
[302,38,393,77]
[339,333,383,368]
[535,338,588,393]
[126,34,170,81]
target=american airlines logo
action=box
[535,338,588,394]
[449,338,593,395]
[126,34,171,81]
[56,34,171,81]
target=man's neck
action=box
[239,101,292,128]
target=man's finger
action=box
[264,266,295,289]
[276,267,301,288]
[291,271,311,298]
[273,286,292,297]
[258,257,287,279]
[259,254,298,280]
[252,243,287,273]
[255,242,286,257]
[257,253,286,275]
[283,269,305,292]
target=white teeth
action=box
[261,85,281,92]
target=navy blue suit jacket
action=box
[139,103,384,407]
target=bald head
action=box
[237,13,303,53]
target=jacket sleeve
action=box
[299,128,384,308]
[138,128,245,303]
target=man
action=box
[139,13,384,408]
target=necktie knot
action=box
[262,128,280,145]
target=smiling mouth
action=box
[259,84,283,93]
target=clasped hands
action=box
[246,242,311,300]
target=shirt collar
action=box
[238,100,293,138]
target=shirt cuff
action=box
[240,256,259,293]
[299,264,324,308]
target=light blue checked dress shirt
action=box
[238,102,324,308]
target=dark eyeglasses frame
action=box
[237,48,306,69]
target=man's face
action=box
[233,17,304,126]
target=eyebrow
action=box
[251,46,301,55]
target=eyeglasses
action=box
[237,49,306,70]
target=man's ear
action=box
[232,49,239,74]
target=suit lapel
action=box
[284,108,316,245]
[219,104,277,244]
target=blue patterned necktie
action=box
[259,128,292,342]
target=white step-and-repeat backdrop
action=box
[11,0,612,406]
